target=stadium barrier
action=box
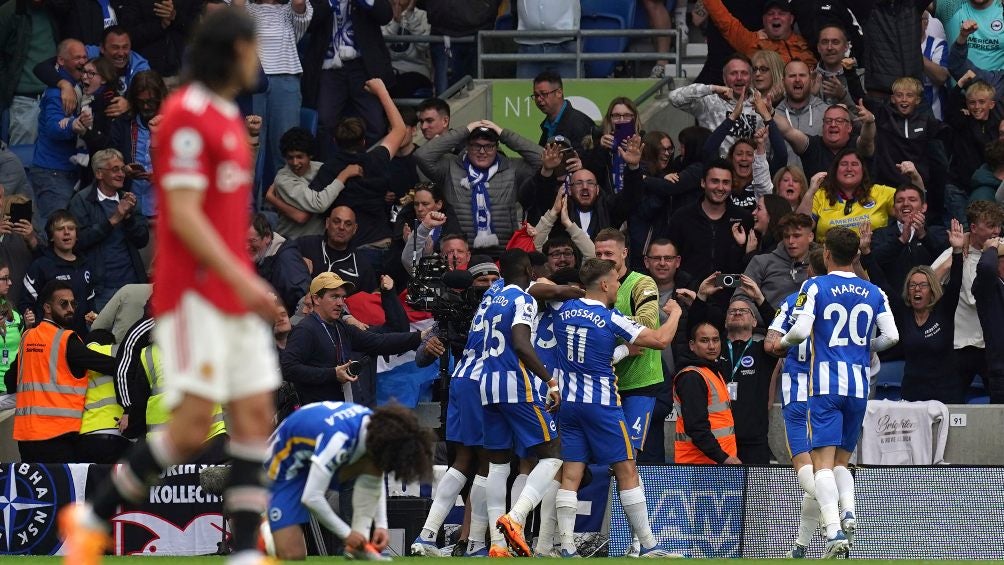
[609,465,1004,559]
[4,461,1003,558]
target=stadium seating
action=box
[632,0,678,30]
[872,360,904,401]
[580,0,637,78]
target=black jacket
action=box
[47,0,124,44]
[67,184,150,293]
[518,165,644,239]
[945,87,1004,191]
[297,235,378,293]
[974,248,1004,375]
[862,0,928,95]
[868,98,946,187]
[302,0,394,109]
[871,221,948,293]
[673,355,732,464]
[419,0,500,36]
[664,199,751,284]
[313,147,394,248]
[280,306,419,407]
[20,248,96,335]
[116,0,200,77]
[537,101,596,153]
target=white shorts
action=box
[154,290,281,408]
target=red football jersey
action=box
[151,83,254,315]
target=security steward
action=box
[6,282,119,463]
[77,330,130,464]
[140,341,229,464]
[672,321,741,465]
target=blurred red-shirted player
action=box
[59,9,281,565]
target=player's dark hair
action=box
[500,249,530,280]
[548,267,582,286]
[808,247,826,276]
[279,127,316,158]
[579,258,616,289]
[186,9,256,92]
[417,97,450,117]
[184,9,255,92]
[824,227,860,265]
[366,404,434,484]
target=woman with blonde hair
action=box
[860,220,966,403]
[585,97,643,193]
[771,165,808,209]
[751,50,785,106]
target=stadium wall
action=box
[609,464,1004,559]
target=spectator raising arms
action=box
[797,148,896,242]
[862,220,966,404]
[414,119,542,256]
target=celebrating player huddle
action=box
[413,250,683,558]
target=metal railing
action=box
[633,75,676,105]
[476,29,683,79]
[392,75,475,107]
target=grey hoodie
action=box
[734,241,815,312]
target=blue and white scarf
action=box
[462,155,500,248]
[323,0,374,69]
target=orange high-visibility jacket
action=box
[673,365,738,464]
[13,322,86,441]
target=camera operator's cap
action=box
[763,0,792,13]
[468,126,500,144]
[468,255,500,279]
[310,272,356,296]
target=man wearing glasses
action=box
[67,148,149,310]
[532,70,596,152]
[771,102,876,179]
[414,119,542,257]
[7,280,119,463]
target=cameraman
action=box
[415,256,500,366]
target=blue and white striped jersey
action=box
[266,401,370,482]
[552,298,644,407]
[770,292,810,406]
[791,271,893,399]
[453,281,543,405]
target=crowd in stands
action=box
[3,0,1004,467]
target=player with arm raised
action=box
[779,227,899,558]
[552,258,683,558]
[765,247,826,558]
[59,11,287,565]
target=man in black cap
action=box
[414,119,543,258]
